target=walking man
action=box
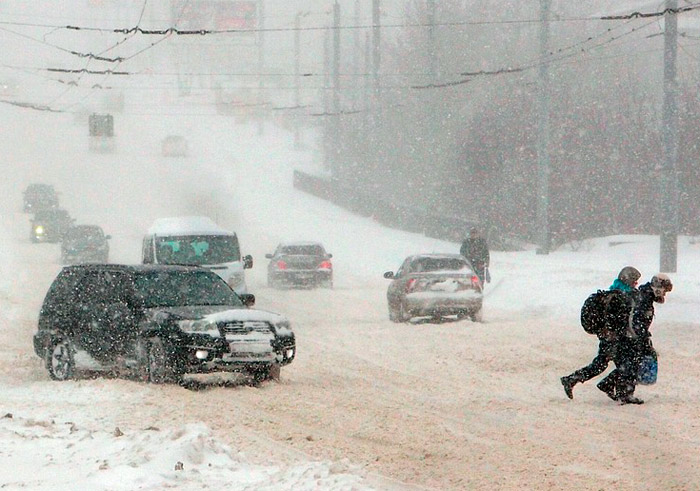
[460,227,490,283]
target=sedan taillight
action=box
[318,260,332,270]
[276,260,287,270]
[405,278,417,293]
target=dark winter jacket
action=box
[460,237,490,271]
[629,283,656,348]
[599,290,633,342]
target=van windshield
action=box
[155,235,241,265]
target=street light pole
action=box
[536,0,552,255]
[372,0,381,99]
[257,0,265,135]
[294,11,302,148]
[660,0,679,272]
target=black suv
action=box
[23,183,59,213]
[61,225,111,263]
[33,264,296,384]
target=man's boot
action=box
[619,395,644,405]
[561,376,576,400]
[596,376,618,401]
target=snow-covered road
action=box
[2,105,700,490]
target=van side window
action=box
[143,237,154,264]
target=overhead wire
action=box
[1,3,698,35]
[1,3,696,113]
[44,0,150,108]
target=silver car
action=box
[384,254,483,323]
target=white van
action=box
[142,216,253,294]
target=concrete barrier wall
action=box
[293,170,482,244]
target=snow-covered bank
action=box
[0,415,372,490]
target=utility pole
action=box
[427,0,437,82]
[364,31,371,111]
[536,0,552,255]
[333,2,341,116]
[353,0,361,109]
[372,0,381,99]
[257,0,265,135]
[660,0,679,272]
[331,1,341,178]
[426,0,439,214]
[323,25,331,171]
[294,11,302,148]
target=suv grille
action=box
[221,320,273,335]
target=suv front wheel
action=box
[47,337,75,381]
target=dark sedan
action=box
[61,225,111,264]
[384,253,483,323]
[23,183,58,213]
[266,242,333,289]
[30,208,73,243]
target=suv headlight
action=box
[179,320,220,337]
[35,225,44,235]
[227,273,244,287]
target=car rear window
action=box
[66,227,103,241]
[280,245,325,256]
[410,258,469,273]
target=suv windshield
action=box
[155,235,240,265]
[133,270,242,308]
[280,245,325,256]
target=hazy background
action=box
[2,1,699,247]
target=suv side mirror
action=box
[265,253,273,259]
[383,271,395,279]
[105,235,112,240]
[327,253,333,258]
[239,293,255,307]
[243,255,253,269]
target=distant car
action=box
[162,135,188,157]
[23,183,59,213]
[384,253,483,323]
[266,242,333,289]
[61,225,111,264]
[32,264,296,384]
[0,78,18,98]
[30,208,73,243]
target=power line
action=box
[2,4,699,36]
[45,0,151,108]
[600,4,700,20]
[46,68,130,75]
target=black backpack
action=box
[580,289,629,337]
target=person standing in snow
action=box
[599,274,673,405]
[460,227,490,284]
[560,266,641,400]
